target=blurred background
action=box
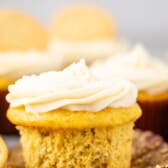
[0,0,168,58]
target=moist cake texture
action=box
[19,123,133,168]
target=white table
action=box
[2,135,19,148]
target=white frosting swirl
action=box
[6,60,137,113]
[91,45,168,94]
[48,40,128,65]
[0,50,62,80]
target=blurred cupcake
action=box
[0,136,8,168]
[0,9,62,134]
[48,5,128,66]
[7,60,141,168]
[90,45,168,140]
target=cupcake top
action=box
[48,5,127,65]
[7,60,137,113]
[90,45,168,95]
[0,50,62,82]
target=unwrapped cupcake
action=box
[7,60,141,168]
[90,45,168,140]
[48,5,128,67]
[0,9,62,134]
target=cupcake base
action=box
[136,98,168,141]
[0,90,17,134]
[6,129,168,168]
[18,122,134,168]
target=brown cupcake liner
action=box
[132,129,168,168]
[0,90,17,134]
[136,100,168,141]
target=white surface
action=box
[2,135,19,148]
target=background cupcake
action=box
[0,9,62,134]
[0,136,8,168]
[90,45,168,141]
[6,60,141,168]
[48,5,128,67]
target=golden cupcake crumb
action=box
[7,104,141,129]
[6,129,168,168]
[7,105,141,168]
[19,123,133,168]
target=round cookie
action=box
[49,5,117,41]
[0,9,48,51]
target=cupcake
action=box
[7,60,141,168]
[48,5,128,67]
[90,45,168,140]
[0,136,8,168]
[0,9,62,134]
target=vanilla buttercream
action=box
[7,60,137,113]
[48,40,128,65]
[91,45,168,94]
[0,50,62,80]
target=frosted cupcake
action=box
[90,45,168,140]
[48,5,128,67]
[0,9,62,134]
[7,60,141,168]
[0,136,8,168]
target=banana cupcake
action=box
[0,9,62,134]
[0,136,8,168]
[91,45,168,140]
[48,5,128,67]
[7,60,141,168]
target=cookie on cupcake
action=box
[48,5,128,66]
